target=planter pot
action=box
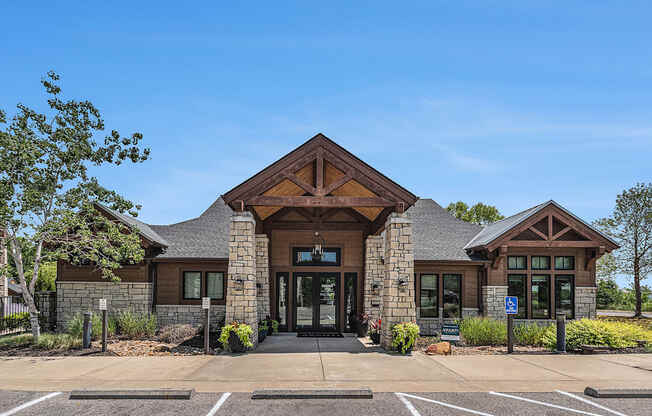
[349,316,359,334]
[396,342,413,355]
[370,332,380,344]
[228,331,247,353]
[357,322,369,337]
[258,329,267,343]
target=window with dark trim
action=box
[443,274,462,318]
[183,271,202,300]
[276,272,288,329]
[555,256,575,270]
[555,275,574,319]
[507,256,527,270]
[292,247,341,266]
[419,274,438,318]
[507,274,527,318]
[531,275,550,319]
[206,272,224,300]
[531,256,550,270]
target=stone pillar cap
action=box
[231,211,256,224]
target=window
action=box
[507,275,527,318]
[206,272,224,300]
[507,256,527,270]
[555,275,574,319]
[419,274,438,318]
[443,274,462,318]
[276,273,288,329]
[555,256,575,270]
[183,271,201,299]
[344,273,357,331]
[531,275,550,318]
[292,247,341,266]
[531,256,550,270]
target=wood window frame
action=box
[554,256,575,270]
[507,256,527,270]
[554,274,575,319]
[531,256,550,270]
[205,271,225,301]
[531,274,551,319]
[292,247,342,267]
[179,269,228,305]
[507,274,528,319]
[418,273,439,318]
[182,271,202,300]
[275,272,289,331]
[442,273,463,319]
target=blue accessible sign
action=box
[505,296,518,315]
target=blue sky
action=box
[2,2,650,287]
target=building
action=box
[56,134,618,349]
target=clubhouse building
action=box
[55,134,618,349]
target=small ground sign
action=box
[98,299,107,311]
[202,297,210,310]
[441,323,460,341]
[505,296,518,315]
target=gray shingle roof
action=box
[463,200,619,249]
[94,202,168,247]
[149,197,232,259]
[406,199,486,262]
[8,282,22,294]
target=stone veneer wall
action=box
[417,308,480,336]
[56,281,152,330]
[482,286,508,319]
[225,212,258,346]
[156,305,226,327]
[380,213,416,350]
[255,234,270,322]
[364,235,384,323]
[575,286,597,319]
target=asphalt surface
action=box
[596,310,652,318]
[0,390,650,416]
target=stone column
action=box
[225,212,258,346]
[380,213,416,350]
[482,286,508,320]
[364,235,384,323]
[575,286,597,319]
[255,234,270,322]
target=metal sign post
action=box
[99,299,107,352]
[202,297,210,354]
[504,296,518,354]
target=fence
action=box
[0,292,57,336]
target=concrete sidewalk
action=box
[0,350,650,393]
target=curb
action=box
[584,387,652,398]
[251,389,373,400]
[69,389,194,400]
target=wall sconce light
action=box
[380,255,385,265]
[256,283,262,289]
[235,278,244,285]
[372,283,380,290]
[398,278,408,287]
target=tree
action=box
[446,201,505,225]
[594,183,652,317]
[5,236,56,291]
[596,278,622,309]
[0,71,150,341]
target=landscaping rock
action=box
[426,342,451,355]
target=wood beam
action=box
[369,206,394,235]
[316,151,324,192]
[491,246,508,269]
[284,173,317,195]
[551,226,571,241]
[528,226,548,241]
[319,208,341,221]
[321,174,352,196]
[505,240,601,248]
[247,195,395,208]
[548,214,553,240]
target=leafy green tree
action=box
[446,201,505,225]
[594,183,652,317]
[596,278,622,309]
[4,236,55,291]
[0,71,150,341]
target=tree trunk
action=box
[634,260,642,317]
[8,236,41,342]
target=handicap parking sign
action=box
[505,296,518,314]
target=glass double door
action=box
[294,272,339,331]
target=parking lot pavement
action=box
[0,390,650,416]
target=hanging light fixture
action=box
[311,231,325,261]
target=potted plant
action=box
[219,321,254,353]
[258,321,268,343]
[266,315,279,334]
[357,313,370,337]
[348,311,359,334]
[391,322,420,354]
[369,318,381,344]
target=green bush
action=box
[391,322,420,354]
[459,317,506,346]
[0,312,31,331]
[35,333,82,350]
[514,323,551,347]
[0,334,33,349]
[542,318,652,351]
[219,322,254,350]
[115,311,157,339]
[66,313,117,340]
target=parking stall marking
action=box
[206,392,231,416]
[489,391,606,416]
[0,392,62,416]
[555,390,629,416]
[396,393,495,416]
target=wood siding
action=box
[155,261,228,306]
[57,260,149,283]
[414,262,483,310]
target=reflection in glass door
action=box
[344,273,357,332]
[294,272,339,331]
[295,274,314,329]
[319,274,337,330]
[276,273,288,330]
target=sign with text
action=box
[441,323,460,341]
[202,297,210,310]
[505,296,518,315]
[99,299,107,311]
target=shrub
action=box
[115,311,157,339]
[458,317,506,346]
[542,318,652,351]
[66,313,116,340]
[34,333,81,350]
[0,334,33,349]
[514,323,551,347]
[391,322,420,354]
[219,322,254,350]
[269,319,279,334]
[158,324,198,344]
[0,312,31,332]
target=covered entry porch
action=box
[221,134,418,349]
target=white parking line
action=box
[0,392,62,416]
[556,390,629,416]
[396,393,495,416]
[489,391,606,416]
[396,393,422,416]
[206,392,231,416]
